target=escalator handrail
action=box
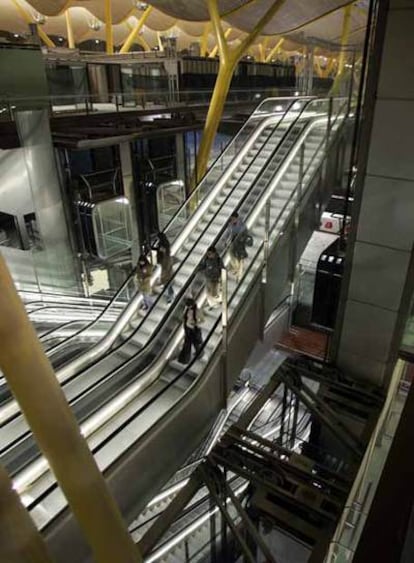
[12,98,348,505]
[53,102,302,381]
[0,100,302,429]
[160,95,316,238]
[3,98,317,472]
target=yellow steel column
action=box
[209,27,232,58]
[0,463,53,563]
[194,0,287,186]
[265,37,284,62]
[11,0,55,48]
[120,6,153,54]
[65,9,75,49]
[0,256,141,563]
[330,4,352,94]
[105,0,114,54]
[258,37,270,63]
[200,22,211,57]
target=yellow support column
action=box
[330,4,353,94]
[65,9,75,49]
[265,37,284,63]
[120,6,153,54]
[200,22,211,57]
[194,0,287,186]
[258,37,270,63]
[11,0,55,48]
[209,27,232,58]
[105,0,114,54]
[0,463,53,563]
[0,256,141,563]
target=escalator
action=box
[2,96,348,560]
[0,96,300,423]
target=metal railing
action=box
[325,359,412,562]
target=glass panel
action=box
[92,197,132,259]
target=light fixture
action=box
[33,11,46,25]
[13,33,19,38]
[95,39,100,44]
[89,18,102,31]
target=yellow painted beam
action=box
[11,0,56,48]
[0,463,53,562]
[200,22,211,57]
[0,256,141,563]
[331,4,353,94]
[120,6,153,54]
[193,0,288,186]
[209,27,232,58]
[258,36,270,63]
[136,35,151,52]
[105,0,114,54]
[265,37,284,63]
[157,31,164,52]
[65,8,75,49]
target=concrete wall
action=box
[335,0,414,386]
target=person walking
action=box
[226,211,248,281]
[198,246,224,309]
[156,231,175,303]
[135,254,155,311]
[178,297,203,364]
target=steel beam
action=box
[139,471,203,557]
[0,256,141,563]
[120,6,153,54]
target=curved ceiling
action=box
[0,0,367,52]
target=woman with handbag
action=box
[178,297,203,364]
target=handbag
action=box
[245,232,253,247]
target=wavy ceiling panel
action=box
[2,0,367,51]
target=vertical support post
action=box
[347,51,357,116]
[65,9,75,49]
[288,143,304,327]
[221,266,228,409]
[200,23,211,57]
[0,257,141,563]
[120,142,140,267]
[104,0,113,54]
[0,463,53,562]
[290,394,299,449]
[330,4,353,95]
[210,495,217,563]
[327,96,334,149]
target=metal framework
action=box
[139,356,381,562]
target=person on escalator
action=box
[198,246,224,309]
[135,255,155,311]
[178,297,203,364]
[156,231,175,304]
[226,212,248,281]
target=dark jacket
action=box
[157,245,173,285]
[227,219,248,259]
[199,253,224,281]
